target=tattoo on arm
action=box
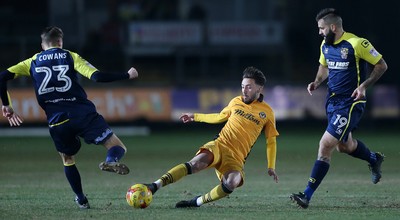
[362,58,388,88]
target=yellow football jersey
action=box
[194,95,279,169]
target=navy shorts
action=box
[325,96,366,142]
[49,112,113,155]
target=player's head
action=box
[316,8,343,45]
[241,66,266,104]
[41,26,64,50]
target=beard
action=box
[242,93,257,104]
[324,29,336,46]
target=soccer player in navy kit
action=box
[0,26,139,209]
[290,8,388,208]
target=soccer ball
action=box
[126,184,153,208]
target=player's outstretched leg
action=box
[143,183,158,195]
[99,161,130,175]
[175,183,232,208]
[290,192,309,209]
[143,163,193,196]
[369,152,385,184]
[175,196,201,208]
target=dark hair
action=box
[41,26,63,44]
[315,8,342,25]
[242,66,266,86]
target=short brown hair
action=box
[41,26,63,45]
[242,66,266,86]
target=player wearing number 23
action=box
[290,8,388,209]
[0,26,138,209]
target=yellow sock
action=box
[201,184,231,205]
[160,163,188,187]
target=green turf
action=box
[1,127,399,219]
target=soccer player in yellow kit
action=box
[144,66,279,208]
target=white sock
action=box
[155,179,162,189]
[196,196,203,206]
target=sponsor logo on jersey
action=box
[234,109,260,125]
[335,128,343,135]
[259,112,266,119]
[326,60,350,70]
[369,48,379,57]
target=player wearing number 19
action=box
[0,26,138,209]
[290,8,388,209]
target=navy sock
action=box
[64,164,85,200]
[106,146,126,162]
[304,160,330,200]
[349,140,376,164]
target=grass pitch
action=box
[1,125,399,219]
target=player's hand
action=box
[307,82,318,95]
[2,105,23,127]
[267,168,279,183]
[351,85,366,101]
[180,113,194,123]
[127,67,138,79]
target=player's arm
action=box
[264,110,279,183]
[194,98,234,124]
[361,58,388,89]
[1,57,33,102]
[193,112,229,124]
[193,104,230,124]
[266,136,277,169]
[307,64,328,95]
[180,97,235,124]
[69,51,139,81]
[352,58,388,101]
[1,58,32,126]
[180,99,232,124]
[90,67,139,82]
[0,70,14,106]
[351,39,388,100]
[308,43,329,95]
[180,110,229,124]
[0,70,23,126]
[266,136,278,183]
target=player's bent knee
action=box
[59,152,75,165]
[223,179,239,191]
[223,172,242,190]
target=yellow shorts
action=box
[197,140,245,186]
